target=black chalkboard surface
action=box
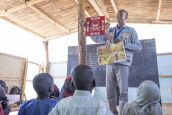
[67,39,159,87]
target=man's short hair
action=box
[33,73,54,96]
[117,9,128,19]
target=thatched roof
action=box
[0,0,172,40]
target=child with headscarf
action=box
[49,84,60,100]
[60,75,75,99]
[122,80,162,115]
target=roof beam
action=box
[0,0,69,33]
[88,0,104,15]
[85,10,91,17]
[46,29,78,40]
[30,6,70,33]
[127,20,172,24]
[46,33,67,40]
[156,0,162,22]
[0,0,70,37]
[0,0,47,16]
[88,0,109,18]
[110,0,118,15]
[74,0,91,17]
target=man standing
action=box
[105,9,142,115]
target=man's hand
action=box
[113,38,121,43]
[106,33,113,44]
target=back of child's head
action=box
[33,73,54,97]
[9,86,21,95]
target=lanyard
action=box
[114,27,124,39]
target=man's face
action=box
[117,12,127,25]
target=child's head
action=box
[33,73,54,99]
[0,80,8,93]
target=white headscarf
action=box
[122,80,163,115]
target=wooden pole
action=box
[20,59,28,102]
[78,0,87,64]
[43,41,49,72]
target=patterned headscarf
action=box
[60,76,75,99]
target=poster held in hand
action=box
[97,41,126,65]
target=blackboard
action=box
[67,39,159,87]
[128,39,159,87]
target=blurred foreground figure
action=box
[122,80,162,115]
[49,65,113,115]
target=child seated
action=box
[18,73,58,115]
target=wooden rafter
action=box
[127,19,172,24]
[88,0,104,15]
[0,0,47,16]
[88,0,109,18]
[85,11,91,17]
[74,0,91,17]
[0,0,69,34]
[1,16,46,40]
[110,0,118,15]
[30,6,70,33]
[46,33,67,40]
[156,0,162,22]
[46,29,78,40]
